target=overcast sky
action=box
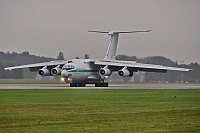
[0,0,199,64]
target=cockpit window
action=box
[62,64,75,70]
[67,65,75,69]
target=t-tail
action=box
[88,30,151,60]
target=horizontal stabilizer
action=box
[88,30,151,35]
[88,30,109,33]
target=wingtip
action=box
[146,30,151,32]
[189,69,193,71]
[4,68,11,71]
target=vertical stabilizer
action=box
[104,31,119,60]
[88,30,151,60]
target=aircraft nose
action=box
[61,70,68,77]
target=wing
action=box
[94,60,192,73]
[4,60,68,72]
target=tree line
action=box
[0,51,199,83]
[0,51,54,79]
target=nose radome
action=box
[61,70,68,77]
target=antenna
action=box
[88,30,151,60]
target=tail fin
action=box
[88,30,151,60]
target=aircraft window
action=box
[62,65,75,70]
[67,65,74,68]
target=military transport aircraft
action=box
[4,30,192,87]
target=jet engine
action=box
[99,66,112,76]
[118,67,133,77]
[38,67,50,76]
[51,66,61,75]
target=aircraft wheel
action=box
[95,83,100,87]
[70,82,86,87]
[70,83,74,87]
[80,83,86,87]
[104,82,108,87]
[82,83,86,87]
[74,83,79,87]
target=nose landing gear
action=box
[70,82,86,87]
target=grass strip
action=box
[0,89,199,132]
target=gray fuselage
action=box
[61,59,102,83]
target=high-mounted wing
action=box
[94,60,192,73]
[4,60,68,71]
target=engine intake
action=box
[38,68,50,76]
[118,67,133,77]
[99,66,112,76]
[51,67,61,75]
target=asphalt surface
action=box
[0,83,200,89]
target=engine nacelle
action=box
[38,68,50,76]
[99,66,112,76]
[118,68,133,77]
[51,67,61,75]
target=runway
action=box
[0,83,200,89]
